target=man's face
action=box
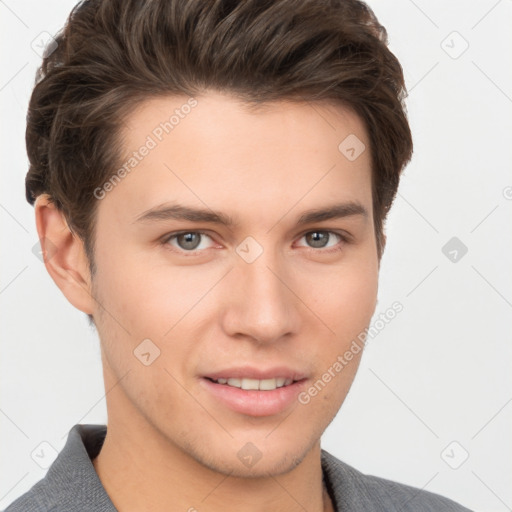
[90,91,378,477]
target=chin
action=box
[185,434,319,479]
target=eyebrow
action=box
[133,201,368,228]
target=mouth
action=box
[204,376,297,391]
[200,368,308,416]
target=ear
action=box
[34,194,95,315]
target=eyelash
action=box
[160,230,350,256]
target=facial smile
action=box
[200,366,309,416]
[206,377,295,390]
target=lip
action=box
[204,366,307,381]
[200,366,308,417]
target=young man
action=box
[5,0,472,511]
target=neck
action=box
[92,417,333,512]
[91,357,335,512]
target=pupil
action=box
[307,231,328,248]
[179,233,200,250]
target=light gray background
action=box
[1,1,511,510]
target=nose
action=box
[220,245,301,345]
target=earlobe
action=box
[34,194,95,315]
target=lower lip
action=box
[200,378,307,417]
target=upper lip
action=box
[204,366,307,381]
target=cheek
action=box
[94,243,210,333]
[305,259,378,335]
[299,255,378,404]
[93,260,229,391]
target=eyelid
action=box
[294,230,350,252]
[161,230,216,247]
[296,227,352,242]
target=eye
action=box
[296,230,347,252]
[162,231,216,253]
[161,229,349,256]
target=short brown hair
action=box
[26,0,413,274]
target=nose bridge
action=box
[223,235,299,343]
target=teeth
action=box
[259,378,277,390]
[241,378,260,390]
[214,377,294,390]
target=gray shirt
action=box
[3,424,473,511]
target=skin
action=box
[35,91,380,512]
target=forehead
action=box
[99,91,373,227]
